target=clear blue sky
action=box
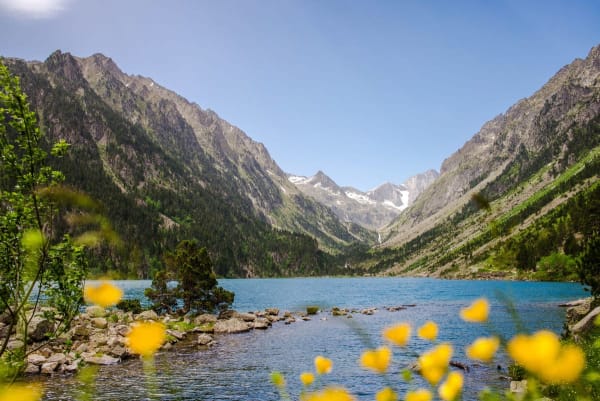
[1,0,599,191]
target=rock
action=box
[283,311,292,318]
[235,312,257,322]
[86,306,107,318]
[265,308,280,316]
[162,342,173,350]
[47,353,67,365]
[41,361,58,374]
[302,317,311,321]
[7,339,24,350]
[253,318,270,330]
[89,333,108,346]
[266,315,281,323]
[28,316,54,342]
[109,345,127,358]
[218,309,236,320]
[510,380,527,395]
[0,322,9,338]
[347,314,353,319]
[25,363,40,374]
[75,343,88,353]
[213,318,251,334]
[571,306,600,334]
[332,307,347,316]
[167,329,186,341]
[62,360,80,373]
[91,317,108,329]
[72,324,91,338]
[135,310,159,321]
[27,353,47,366]
[559,298,589,307]
[0,310,12,325]
[566,298,593,325]
[83,354,120,365]
[197,333,215,346]
[194,314,217,325]
[115,324,130,337]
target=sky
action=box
[1,1,599,191]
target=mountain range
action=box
[2,44,599,279]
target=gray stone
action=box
[197,333,215,346]
[115,324,130,336]
[28,316,54,342]
[135,310,159,321]
[510,380,527,398]
[109,345,127,358]
[253,318,270,330]
[235,312,257,322]
[194,314,217,325]
[7,339,24,350]
[218,309,236,320]
[213,318,251,334]
[167,329,186,341]
[41,361,58,374]
[27,353,47,366]
[72,324,91,338]
[86,306,107,318]
[25,363,40,374]
[83,354,120,365]
[62,360,80,372]
[47,353,67,365]
[75,343,88,353]
[265,308,279,316]
[91,317,108,329]
[566,298,593,325]
[571,306,600,334]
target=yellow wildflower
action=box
[466,336,500,362]
[405,389,432,401]
[507,330,585,384]
[418,343,453,385]
[314,355,333,374]
[300,387,355,401]
[0,384,42,401]
[376,387,398,401]
[271,371,286,388]
[300,372,315,386]
[84,281,123,308]
[383,323,411,346]
[417,321,438,341]
[438,371,463,401]
[126,321,166,357]
[360,346,392,373]
[460,298,489,323]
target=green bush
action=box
[306,306,319,315]
[116,299,142,314]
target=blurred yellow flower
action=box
[126,321,166,357]
[84,281,123,308]
[460,298,489,323]
[418,343,453,385]
[417,321,438,341]
[376,387,398,401]
[507,330,585,384]
[466,336,500,362]
[438,371,463,401]
[300,372,315,386]
[360,346,392,373]
[0,384,42,401]
[315,355,333,375]
[405,389,432,401]
[383,323,411,346]
[271,371,286,388]
[300,387,355,401]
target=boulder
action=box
[194,314,217,325]
[265,308,279,316]
[83,354,120,365]
[167,329,186,341]
[91,317,108,329]
[7,339,24,350]
[72,324,91,339]
[109,345,127,358]
[41,361,58,375]
[115,324,130,337]
[235,312,257,322]
[24,363,40,374]
[85,306,107,318]
[566,298,593,325]
[213,318,251,334]
[218,309,236,320]
[27,353,47,366]
[46,353,67,365]
[28,316,54,342]
[253,318,270,330]
[62,360,80,373]
[571,306,600,335]
[135,310,159,321]
[197,333,215,346]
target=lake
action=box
[35,278,587,400]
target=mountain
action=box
[288,170,438,230]
[3,51,374,278]
[352,45,600,278]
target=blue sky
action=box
[1,1,599,191]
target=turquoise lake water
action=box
[37,278,588,401]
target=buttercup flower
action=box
[314,355,333,374]
[84,281,123,308]
[417,321,438,341]
[466,336,500,362]
[271,371,286,388]
[418,343,453,385]
[376,387,398,401]
[438,371,463,401]
[405,389,432,401]
[360,346,392,373]
[508,330,585,384]
[0,384,42,401]
[300,387,354,401]
[383,323,411,346]
[300,372,315,386]
[460,298,489,323]
[126,321,166,357]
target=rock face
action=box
[288,170,438,230]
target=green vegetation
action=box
[145,240,234,314]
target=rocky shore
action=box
[5,304,411,376]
